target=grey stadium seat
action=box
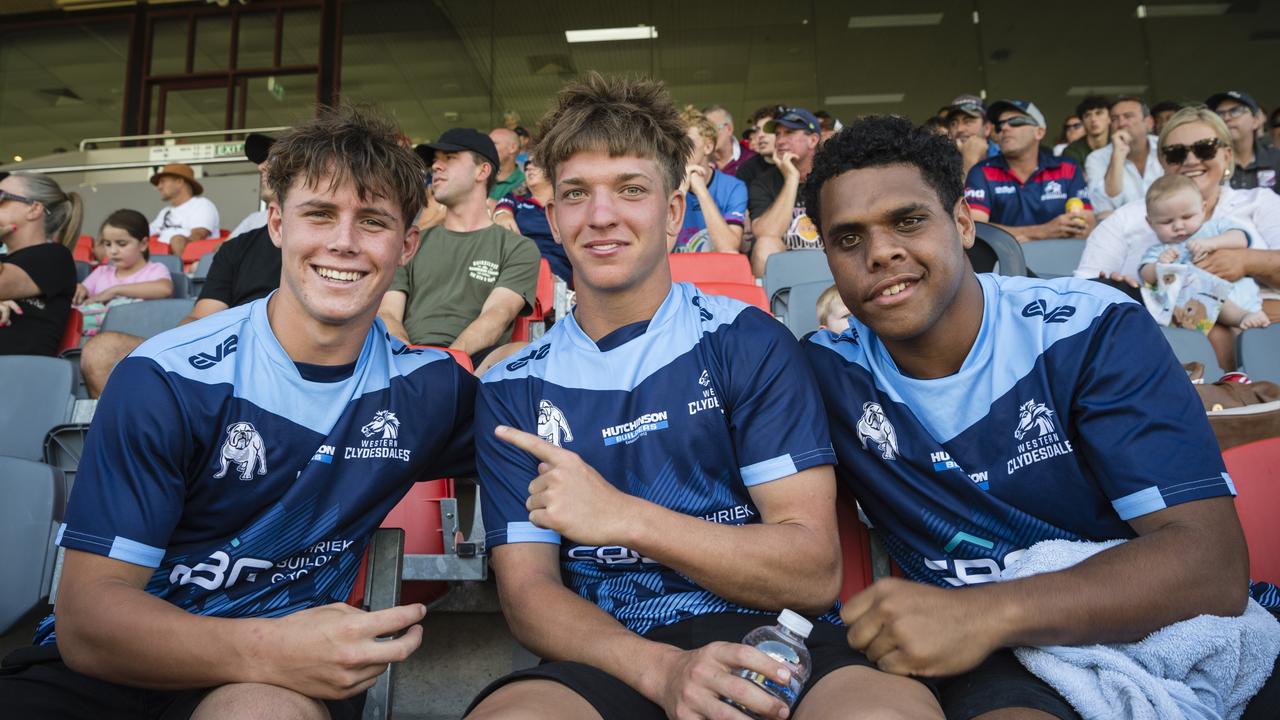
[170,271,192,299]
[1160,326,1222,382]
[0,356,75,461]
[762,249,831,319]
[0,457,66,634]
[1021,238,1086,279]
[1239,325,1280,383]
[101,298,196,339]
[152,254,184,273]
[970,223,1028,277]
[784,279,836,339]
[191,250,217,294]
[74,260,92,282]
[44,423,90,496]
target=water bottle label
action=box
[737,669,799,705]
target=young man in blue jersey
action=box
[801,115,1278,718]
[0,106,477,719]
[464,74,938,720]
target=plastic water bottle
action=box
[724,610,812,718]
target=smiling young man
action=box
[464,74,937,720]
[0,106,477,720]
[801,114,1278,719]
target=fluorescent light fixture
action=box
[565,26,658,43]
[1136,4,1229,18]
[1066,85,1148,97]
[848,13,943,29]
[825,94,906,105]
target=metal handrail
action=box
[79,125,290,152]
[13,156,252,176]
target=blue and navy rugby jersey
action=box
[35,297,475,644]
[477,282,837,635]
[802,274,1235,590]
[964,149,1091,226]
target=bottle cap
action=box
[777,609,812,639]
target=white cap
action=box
[777,609,812,639]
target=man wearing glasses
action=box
[1208,91,1280,194]
[964,100,1096,243]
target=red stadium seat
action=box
[148,236,168,256]
[511,259,553,342]
[1222,438,1280,583]
[72,235,96,264]
[57,309,83,355]
[180,236,225,266]
[695,281,770,312]
[670,253,753,286]
[836,489,874,601]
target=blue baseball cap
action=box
[986,99,1046,128]
[1206,90,1259,114]
[764,108,821,134]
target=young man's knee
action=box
[466,679,599,720]
[190,683,329,720]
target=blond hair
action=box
[15,173,83,249]
[679,105,718,149]
[1157,107,1232,160]
[816,284,846,325]
[1145,174,1201,209]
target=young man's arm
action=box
[449,287,526,356]
[377,291,411,344]
[0,262,42,300]
[55,550,424,697]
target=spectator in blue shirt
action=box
[494,156,572,285]
[673,106,748,253]
[966,100,1097,243]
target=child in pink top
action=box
[74,209,174,335]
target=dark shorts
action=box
[466,612,876,719]
[0,644,365,720]
[926,649,1080,720]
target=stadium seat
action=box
[0,356,75,461]
[74,260,92,282]
[784,279,834,339]
[970,223,1028,277]
[152,254,184,274]
[44,423,89,496]
[1159,326,1222,382]
[57,309,83,355]
[669,253,753,286]
[1239,325,1280,383]
[148,237,168,256]
[696,281,769,312]
[836,490,874,601]
[511,259,553,343]
[191,250,218,292]
[762,249,831,318]
[0,457,65,635]
[101,298,195,339]
[1222,438,1280,584]
[169,271,192,299]
[72,234,96,264]
[180,236,224,266]
[1020,238,1086,279]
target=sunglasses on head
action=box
[1160,138,1224,165]
[994,116,1037,132]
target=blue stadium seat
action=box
[1239,325,1280,383]
[0,356,75,461]
[1021,238,1086,279]
[762,250,831,319]
[170,271,192,299]
[784,279,835,339]
[191,251,218,294]
[74,260,92,282]
[44,423,90,496]
[0,457,65,634]
[151,254,184,274]
[1159,326,1222,382]
[101,298,195,339]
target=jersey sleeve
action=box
[424,359,478,480]
[495,195,516,214]
[964,164,993,216]
[715,308,836,486]
[722,177,748,226]
[1070,302,1233,521]
[476,380,561,549]
[58,356,191,568]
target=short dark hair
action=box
[748,104,786,126]
[534,72,691,194]
[469,151,497,193]
[100,208,152,258]
[1109,95,1150,117]
[803,115,963,231]
[1152,100,1182,116]
[267,104,425,229]
[1074,95,1111,118]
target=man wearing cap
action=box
[1085,96,1163,217]
[945,94,1000,177]
[149,163,219,259]
[378,128,538,362]
[965,100,1096,242]
[748,107,822,276]
[226,132,276,237]
[488,127,527,201]
[1208,91,1280,193]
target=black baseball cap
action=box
[244,133,275,165]
[416,128,499,169]
[1206,90,1260,114]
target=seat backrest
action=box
[57,309,84,355]
[670,253,754,286]
[72,234,95,263]
[1239,326,1280,383]
[971,223,1028,276]
[836,489,873,600]
[762,250,831,317]
[532,258,552,320]
[44,423,89,496]
[1020,238,1086,279]
[1222,438,1280,584]
[74,260,92,282]
[101,298,196,339]
[180,236,225,264]
[696,281,770,312]
[1159,326,1222,382]
[192,250,218,281]
[152,254,184,273]
[170,271,192,299]
[784,279,835,339]
[0,457,64,635]
[0,356,75,461]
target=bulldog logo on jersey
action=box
[857,402,898,461]
[361,410,401,440]
[537,400,573,447]
[1014,400,1055,440]
[214,422,268,481]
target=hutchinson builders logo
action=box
[601,410,669,446]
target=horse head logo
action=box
[536,400,573,448]
[361,410,401,440]
[1014,400,1055,441]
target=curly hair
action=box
[534,72,692,194]
[803,115,964,230]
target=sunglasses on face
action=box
[994,116,1037,132]
[1065,122,1083,130]
[1216,105,1251,121]
[1160,138,1224,165]
[0,189,50,214]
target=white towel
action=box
[1001,539,1280,720]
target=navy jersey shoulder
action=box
[477,282,835,633]
[803,274,1231,588]
[37,297,475,644]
